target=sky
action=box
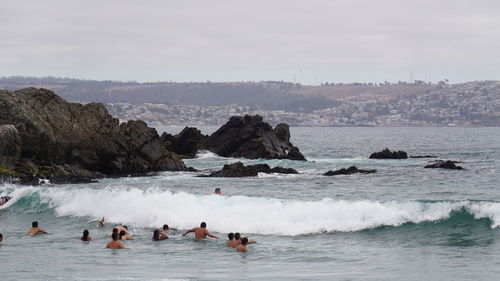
[1,0,500,85]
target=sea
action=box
[1,127,500,281]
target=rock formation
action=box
[160,127,208,158]
[323,166,377,176]
[369,148,408,159]
[204,115,306,160]
[0,88,191,184]
[424,160,464,170]
[201,161,299,177]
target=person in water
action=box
[214,188,222,195]
[81,229,92,241]
[98,217,105,227]
[182,222,219,240]
[0,196,11,206]
[27,221,49,236]
[152,229,169,241]
[233,232,255,246]
[106,233,126,249]
[226,232,235,247]
[119,230,133,240]
[236,237,249,252]
[0,233,3,244]
[160,224,170,234]
[109,228,119,237]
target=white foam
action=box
[4,185,500,235]
[194,150,223,160]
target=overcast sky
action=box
[1,0,499,84]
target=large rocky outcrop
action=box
[200,161,299,177]
[0,88,190,184]
[204,115,306,160]
[160,127,208,158]
[369,148,408,159]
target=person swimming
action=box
[97,217,105,227]
[152,229,168,241]
[27,221,49,236]
[160,224,170,233]
[119,230,133,240]
[182,222,219,240]
[81,229,92,241]
[106,233,126,249]
[214,188,222,195]
[0,196,11,206]
[236,237,249,252]
[226,232,235,247]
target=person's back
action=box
[27,221,48,236]
[226,232,234,247]
[183,222,219,240]
[236,237,249,252]
[106,233,126,249]
[81,229,92,241]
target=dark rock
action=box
[201,161,298,177]
[410,155,438,158]
[205,115,306,160]
[160,127,208,158]
[0,88,192,184]
[323,166,377,176]
[369,148,408,159]
[424,160,464,170]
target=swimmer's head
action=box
[215,188,221,194]
[119,230,126,238]
[32,221,38,228]
[241,237,248,245]
[163,224,169,231]
[200,222,207,228]
[112,233,118,240]
[234,233,241,240]
[0,233,3,241]
[228,233,234,240]
[112,228,118,234]
[123,226,128,230]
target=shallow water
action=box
[1,127,500,280]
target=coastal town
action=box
[105,81,500,127]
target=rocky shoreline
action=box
[0,88,306,185]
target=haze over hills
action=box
[0,76,499,126]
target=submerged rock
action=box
[410,155,438,158]
[0,87,192,184]
[369,148,408,159]
[424,160,464,170]
[205,115,306,161]
[201,161,299,177]
[323,166,377,176]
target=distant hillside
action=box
[0,76,434,112]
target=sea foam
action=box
[2,185,500,235]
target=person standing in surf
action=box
[106,233,126,249]
[182,222,219,240]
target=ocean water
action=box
[1,127,500,281]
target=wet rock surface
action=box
[323,166,377,176]
[0,88,191,184]
[370,148,408,159]
[424,160,464,170]
[200,161,299,177]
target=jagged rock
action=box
[160,127,208,158]
[369,148,408,159]
[201,161,298,177]
[424,160,464,170]
[205,115,306,160]
[323,166,377,176]
[0,125,21,167]
[0,88,192,184]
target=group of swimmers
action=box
[0,188,253,252]
[0,219,253,253]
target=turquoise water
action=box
[1,127,500,281]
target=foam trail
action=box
[3,185,500,235]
